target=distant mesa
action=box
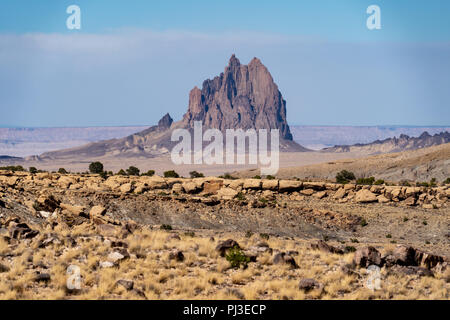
[39,55,307,160]
[322,131,450,154]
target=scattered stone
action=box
[168,250,185,262]
[298,278,321,292]
[90,205,106,217]
[0,263,10,273]
[310,241,344,255]
[215,239,240,257]
[355,189,377,203]
[217,188,238,200]
[300,189,314,196]
[353,246,382,267]
[272,252,298,268]
[107,248,130,264]
[100,261,115,268]
[35,273,51,283]
[116,279,134,291]
[390,265,433,277]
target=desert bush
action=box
[265,175,276,180]
[225,246,250,269]
[164,170,179,178]
[58,168,68,174]
[126,166,140,176]
[259,233,270,240]
[219,173,237,180]
[89,162,104,174]
[356,177,375,185]
[400,180,412,186]
[374,179,385,185]
[29,167,38,174]
[444,178,450,185]
[336,170,355,184]
[252,175,262,179]
[429,178,437,187]
[160,224,173,231]
[0,165,25,172]
[235,192,246,201]
[116,169,126,176]
[189,171,204,178]
[141,170,155,177]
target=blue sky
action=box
[0,0,449,127]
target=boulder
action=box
[168,250,185,262]
[333,188,346,199]
[119,183,133,193]
[182,181,199,194]
[313,191,327,199]
[90,205,106,218]
[310,241,344,255]
[243,179,262,190]
[215,239,240,257]
[300,189,314,196]
[217,188,238,200]
[278,180,302,192]
[272,252,298,269]
[116,279,134,291]
[262,179,279,191]
[355,189,377,203]
[353,246,382,267]
[298,278,321,292]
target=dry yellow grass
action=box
[0,223,448,300]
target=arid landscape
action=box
[0,168,449,299]
[1,53,449,300]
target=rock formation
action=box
[183,55,294,141]
[323,131,450,154]
[37,55,307,160]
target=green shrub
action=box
[356,177,375,185]
[29,167,38,174]
[265,175,276,180]
[126,166,140,176]
[235,192,246,201]
[400,180,412,186]
[259,233,270,240]
[164,170,179,178]
[245,230,253,238]
[416,182,429,187]
[219,173,237,180]
[336,170,355,184]
[360,218,368,227]
[374,179,385,185]
[142,170,155,177]
[444,178,450,185]
[429,178,437,187]
[160,224,173,231]
[117,169,126,176]
[0,165,25,172]
[58,168,68,174]
[252,175,261,179]
[345,246,356,253]
[89,162,104,174]
[184,231,195,237]
[99,171,108,179]
[225,246,250,269]
[189,171,204,178]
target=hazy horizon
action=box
[1,1,450,128]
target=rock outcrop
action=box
[183,55,296,143]
[36,55,306,160]
[323,131,450,154]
